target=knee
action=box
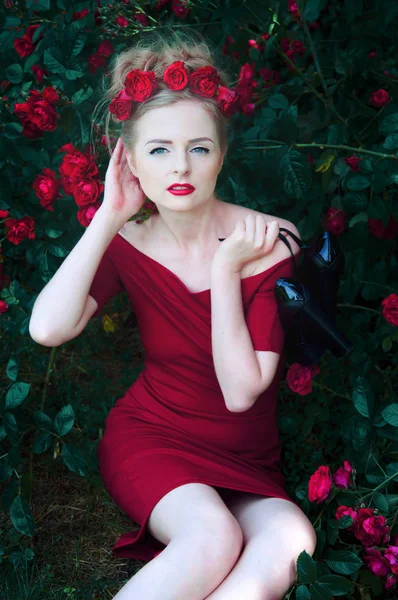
[193,512,244,568]
[287,516,317,558]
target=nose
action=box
[173,150,191,175]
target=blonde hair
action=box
[92,27,233,160]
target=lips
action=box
[167,184,195,191]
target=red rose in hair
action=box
[4,216,36,245]
[368,89,390,108]
[72,178,104,207]
[308,465,333,503]
[354,508,390,547]
[33,168,60,211]
[163,61,189,90]
[125,69,158,101]
[189,66,221,98]
[286,362,320,395]
[109,89,134,120]
[381,294,398,326]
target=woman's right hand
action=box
[100,137,147,226]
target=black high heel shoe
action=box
[275,278,354,366]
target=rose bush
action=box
[0,0,397,598]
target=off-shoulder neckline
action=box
[116,232,297,296]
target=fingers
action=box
[242,214,280,253]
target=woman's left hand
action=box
[213,214,283,273]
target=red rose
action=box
[333,460,354,489]
[42,87,59,105]
[363,549,391,577]
[14,36,34,58]
[28,98,59,132]
[344,156,361,172]
[189,66,221,98]
[325,207,345,235]
[381,294,398,326]
[368,215,398,239]
[59,149,99,180]
[33,168,60,211]
[308,465,333,503]
[0,300,9,314]
[77,202,102,227]
[125,69,158,101]
[354,508,390,547]
[72,178,104,207]
[116,15,129,27]
[4,216,36,245]
[385,574,396,592]
[368,89,390,108]
[171,0,191,18]
[31,65,48,84]
[335,505,357,530]
[384,545,398,576]
[0,210,9,219]
[258,68,281,87]
[216,86,240,117]
[286,362,320,395]
[97,40,114,57]
[108,89,134,120]
[163,61,189,90]
[88,53,107,74]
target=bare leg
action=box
[111,483,244,600]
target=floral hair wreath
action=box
[108,60,241,120]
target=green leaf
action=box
[6,356,19,382]
[297,550,318,584]
[43,49,66,74]
[3,413,18,437]
[382,403,398,426]
[65,68,84,80]
[372,491,389,513]
[34,411,53,431]
[5,382,31,411]
[325,550,363,575]
[319,574,354,595]
[385,463,398,482]
[71,86,93,105]
[296,584,312,600]
[61,443,86,477]
[336,515,354,529]
[33,432,52,454]
[346,175,370,191]
[26,0,50,9]
[383,134,398,149]
[0,459,13,483]
[268,93,289,109]
[308,582,333,600]
[279,150,310,199]
[48,244,69,258]
[302,0,328,22]
[10,496,35,537]
[5,64,23,84]
[352,376,374,419]
[53,405,74,436]
[70,33,87,59]
[379,113,398,136]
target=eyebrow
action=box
[145,137,214,146]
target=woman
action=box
[30,29,316,600]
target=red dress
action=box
[89,232,300,561]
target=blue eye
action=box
[149,147,210,155]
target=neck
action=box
[152,197,226,259]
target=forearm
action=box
[210,260,262,413]
[29,206,122,343]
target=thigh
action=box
[147,482,243,547]
[223,491,316,547]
